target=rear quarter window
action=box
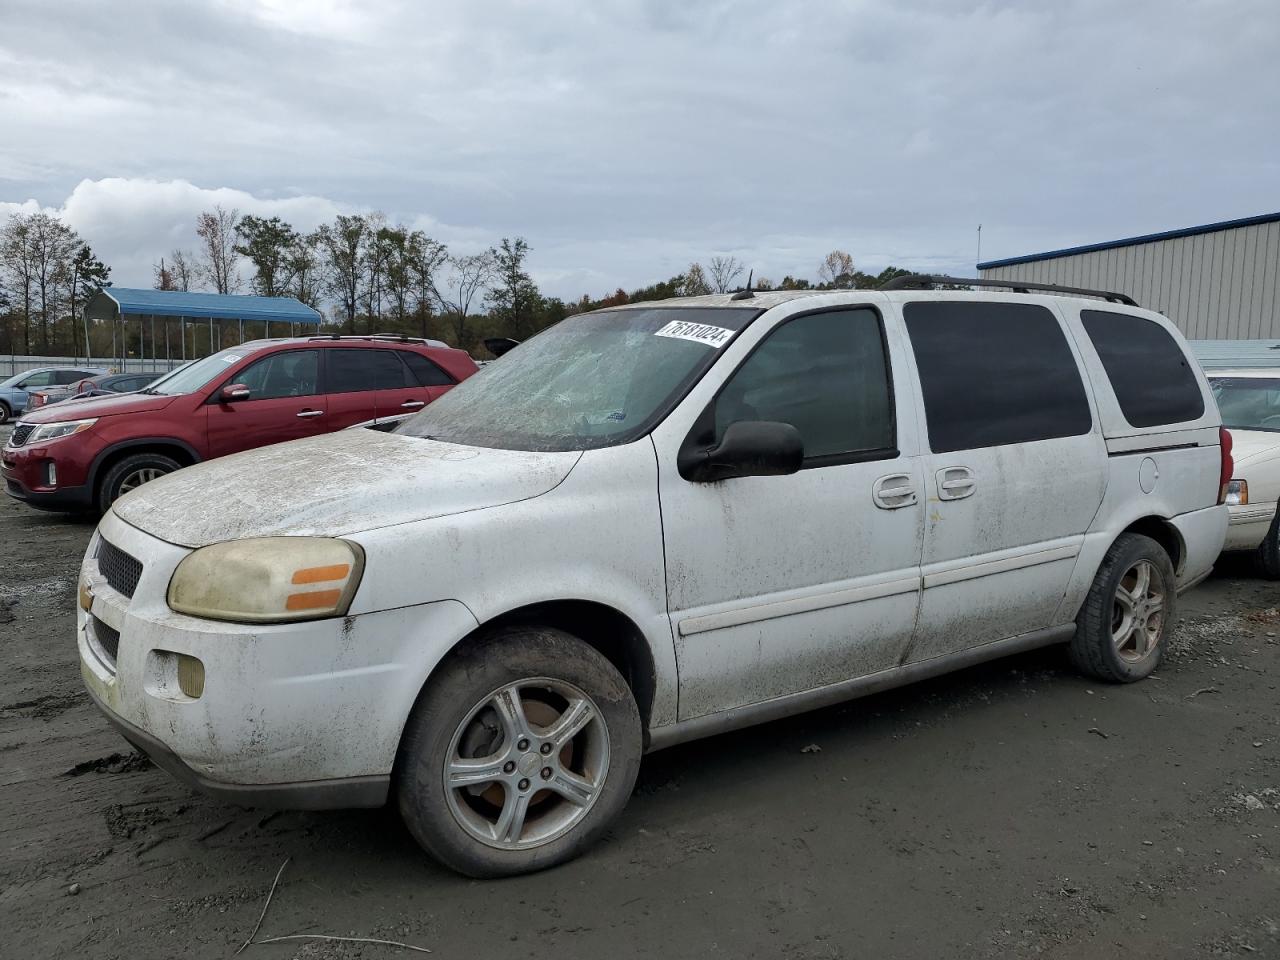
[1080,311,1205,428]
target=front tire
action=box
[1256,513,1280,581]
[397,627,642,878]
[0,401,11,425]
[1070,533,1176,683]
[97,452,180,510]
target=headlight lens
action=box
[167,537,365,623]
[1225,479,1249,506]
[28,418,97,443]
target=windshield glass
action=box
[396,307,759,451]
[1211,376,1280,432]
[145,350,248,396]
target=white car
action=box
[77,279,1229,877]
[1208,369,1280,576]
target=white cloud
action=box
[0,0,1277,300]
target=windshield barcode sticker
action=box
[654,320,734,348]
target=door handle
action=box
[296,409,324,419]
[935,466,976,501]
[400,400,426,409]
[873,473,917,509]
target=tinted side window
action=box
[712,308,894,463]
[56,370,90,384]
[1081,310,1205,427]
[905,302,1092,454]
[399,351,454,386]
[236,351,319,400]
[326,349,410,393]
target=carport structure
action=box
[82,288,324,372]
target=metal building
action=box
[977,212,1280,339]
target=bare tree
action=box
[0,214,36,354]
[435,252,496,346]
[406,233,449,339]
[818,250,855,288]
[170,249,195,291]
[27,213,78,352]
[708,255,745,294]
[195,205,242,294]
[360,213,391,333]
[315,214,368,332]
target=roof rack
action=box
[307,333,451,348]
[879,274,1139,306]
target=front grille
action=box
[96,538,143,599]
[92,616,120,666]
[9,423,34,447]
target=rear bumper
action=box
[1169,503,1228,588]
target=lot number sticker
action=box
[654,320,734,348]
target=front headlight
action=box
[167,537,365,623]
[28,418,97,443]
[1225,479,1249,506]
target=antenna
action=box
[746,269,754,292]
[976,224,982,267]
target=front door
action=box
[206,349,326,457]
[655,306,925,720]
[897,298,1108,662]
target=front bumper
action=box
[3,438,95,511]
[1223,501,1278,552]
[79,511,479,807]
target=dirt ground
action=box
[2,438,1278,959]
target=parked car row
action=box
[3,335,477,512]
[63,283,1242,878]
[0,366,109,422]
[27,372,166,409]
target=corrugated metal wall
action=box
[979,219,1280,339]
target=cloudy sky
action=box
[2,0,1277,300]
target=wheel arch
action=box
[88,437,201,498]
[1120,515,1184,574]
[472,600,658,736]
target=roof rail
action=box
[879,274,1139,307]
[306,333,451,348]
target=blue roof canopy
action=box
[87,287,323,325]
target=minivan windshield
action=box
[1211,376,1280,433]
[396,307,759,451]
[143,349,249,396]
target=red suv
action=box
[3,335,477,512]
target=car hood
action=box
[1229,429,1280,467]
[19,390,178,422]
[111,428,582,548]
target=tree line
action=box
[1,204,913,359]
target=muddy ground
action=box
[1,439,1278,959]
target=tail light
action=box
[1218,427,1234,504]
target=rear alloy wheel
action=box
[1070,533,1176,683]
[98,452,181,510]
[397,627,641,877]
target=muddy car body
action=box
[78,284,1229,876]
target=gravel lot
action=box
[2,427,1278,959]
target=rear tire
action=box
[97,452,181,511]
[397,627,642,878]
[1070,533,1176,683]
[1259,514,1280,581]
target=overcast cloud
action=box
[2,0,1278,299]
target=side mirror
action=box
[220,383,251,402]
[679,420,804,482]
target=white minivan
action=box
[77,278,1230,877]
